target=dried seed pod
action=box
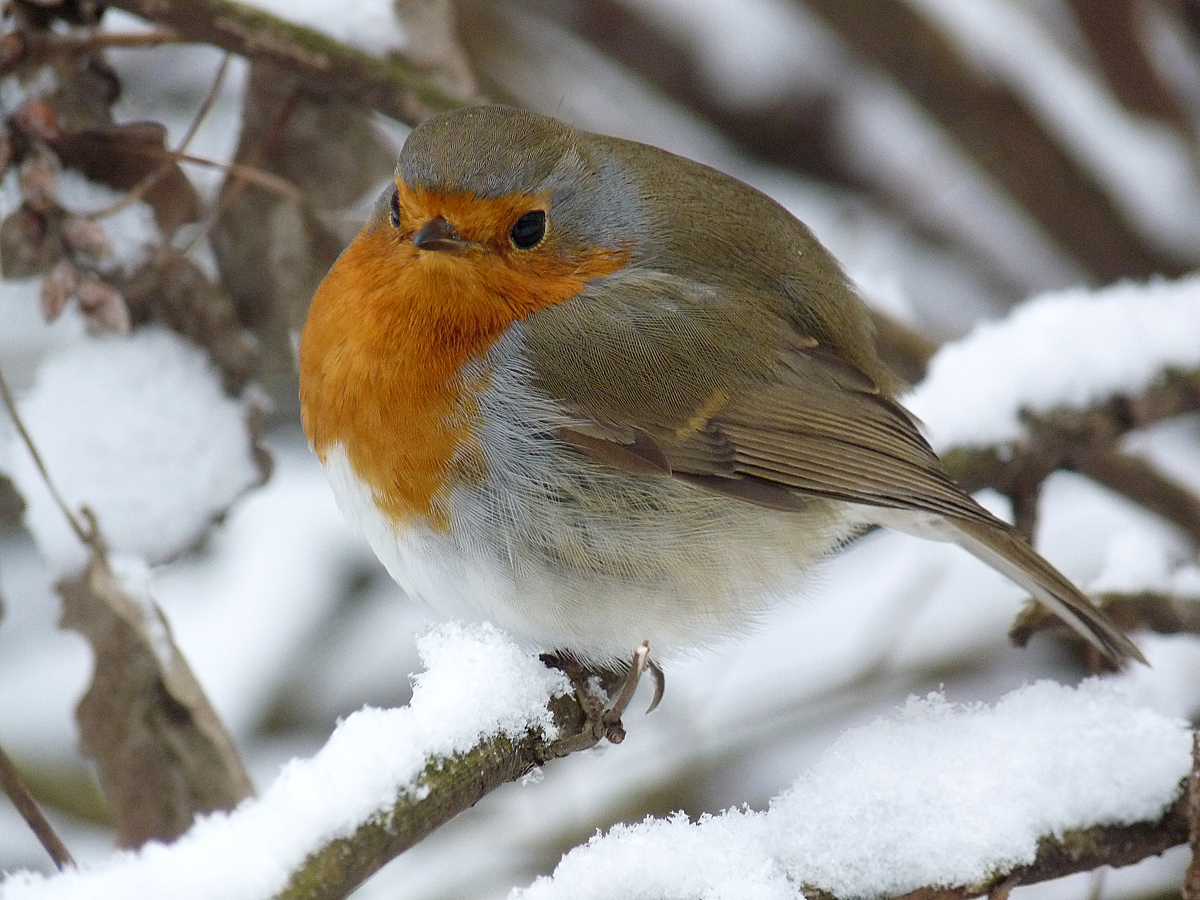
[18,145,60,214]
[62,215,110,260]
[77,276,129,334]
[40,258,79,322]
[11,100,59,143]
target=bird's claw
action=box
[540,641,663,746]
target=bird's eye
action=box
[509,210,546,250]
[389,187,401,228]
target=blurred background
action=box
[1,0,1200,897]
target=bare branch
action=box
[102,0,478,123]
[9,27,182,55]
[0,741,74,870]
[1064,0,1194,131]
[942,367,1200,546]
[1012,589,1200,653]
[0,364,91,547]
[1076,449,1200,547]
[794,0,1187,281]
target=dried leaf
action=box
[39,257,78,321]
[53,122,200,237]
[11,99,60,143]
[58,550,254,848]
[61,214,110,259]
[76,276,129,333]
[18,144,60,214]
[0,204,56,278]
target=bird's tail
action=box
[947,517,1145,667]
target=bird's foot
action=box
[540,641,664,746]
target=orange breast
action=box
[299,187,627,530]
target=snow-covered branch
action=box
[0,625,589,899]
[907,275,1200,548]
[516,680,1192,900]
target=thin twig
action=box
[0,740,74,870]
[175,53,233,154]
[943,369,1200,528]
[183,83,301,255]
[103,145,304,204]
[39,29,183,50]
[171,150,303,199]
[89,53,233,222]
[0,365,90,546]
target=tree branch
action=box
[1064,0,1194,131]
[0,740,74,870]
[942,367,1200,546]
[800,787,1189,900]
[1076,448,1200,547]
[278,692,600,900]
[102,0,477,123]
[794,0,1187,282]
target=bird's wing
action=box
[521,268,993,527]
[522,268,1144,666]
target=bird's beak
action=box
[412,216,474,253]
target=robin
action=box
[299,105,1142,706]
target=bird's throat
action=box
[299,227,491,530]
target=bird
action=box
[298,105,1143,696]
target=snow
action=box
[629,0,843,105]
[1088,528,1199,596]
[0,325,262,574]
[906,273,1200,450]
[0,631,1186,900]
[518,679,1191,900]
[145,438,400,735]
[244,0,406,58]
[0,623,570,900]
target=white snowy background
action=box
[0,0,1199,898]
